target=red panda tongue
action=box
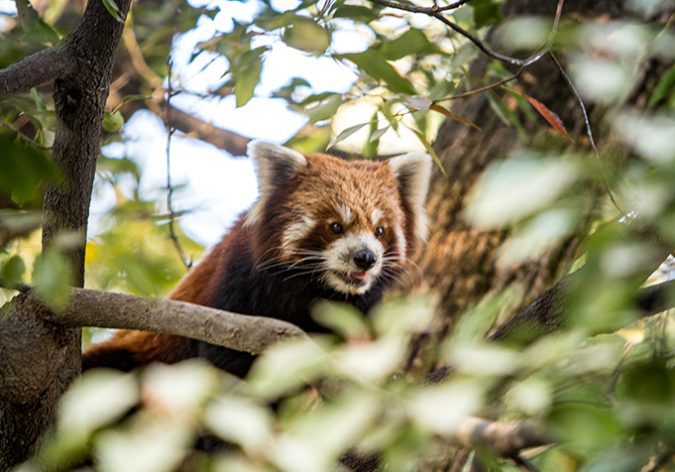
[349,271,369,282]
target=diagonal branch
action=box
[52,288,306,354]
[453,417,552,456]
[163,101,252,156]
[0,46,76,98]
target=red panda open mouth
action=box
[335,271,369,287]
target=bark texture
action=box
[404,1,669,469]
[0,0,132,468]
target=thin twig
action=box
[548,52,625,214]
[164,53,192,269]
[436,0,473,12]
[436,69,523,103]
[369,0,564,67]
[511,454,540,472]
[0,118,51,149]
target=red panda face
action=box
[246,142,431,296]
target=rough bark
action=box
[402,1,669,468]
[0,0,132,468]
[405,0,665,375]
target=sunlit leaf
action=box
[235,48,265,107]
[408,381,484,435]
[304,93,342,123]
[429,104,481,131]
[312,301,370,340]
[328,122,368,148]
[332,6,379,22]
[283,17,330,54]
[411,129,447,177]
[101,0,125,23]
[379,29,437,60]
[465,152,580,228]
[341,51,416,95]
[142,360,219,416]
[58,370,138,438]
[205,396,274,452]
[405,96,432,111]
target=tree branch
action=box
[453,417,552,456]
[164,101,252,156]
[490,277,675,343]
[0,46,75,98]
[54,288,306,354]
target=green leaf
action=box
[33,249,73,312]
[283,17,331,54]
[234,48,264,107]
[411,128,446,177]
[329,122,369,148]
[102,111,125,133]
[471,0,502,29]
[332,6,379,22]
[369,126,389,142]
[304,93,342,123]
[649,64,675,107]
[1,255,26,286]
[24,19,61,46]
[379,29,437,60]
[101,0,125,23]
[341,51,416,95]
[0,133,60,205]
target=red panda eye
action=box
[375,226,385,238]
[331,222,344,234]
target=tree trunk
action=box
[0,1,131,468]
[405,0,669,469]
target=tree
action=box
[1,0,673,471]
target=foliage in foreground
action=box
[1,0,674,470]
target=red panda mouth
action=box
[335,271,370,287]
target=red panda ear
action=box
[388,152,432,242]
[246,141,308,225]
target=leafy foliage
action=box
[1,0,674,471]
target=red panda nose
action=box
[353,249,377,270]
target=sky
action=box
[0,0,427,247]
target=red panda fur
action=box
[82,142,431,376]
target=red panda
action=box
[82,141,432,376]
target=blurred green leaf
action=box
[101,0,125,23]
[304,93,342,123]
[0,255,26,285]
[332,6,379,22]
[379,29,437,60]
[341,51,416,95]
[283,17,330,54]
[648,63,675,107]
[0,133,60,205]
[235,48,265,107]
[471,0,503,29]
[32,248,73,311]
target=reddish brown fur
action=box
[82,151,425,373]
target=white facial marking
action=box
[337,204,353,225]
[281,216,315,257]
[323,232,384,295]
[371,209,383,225]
